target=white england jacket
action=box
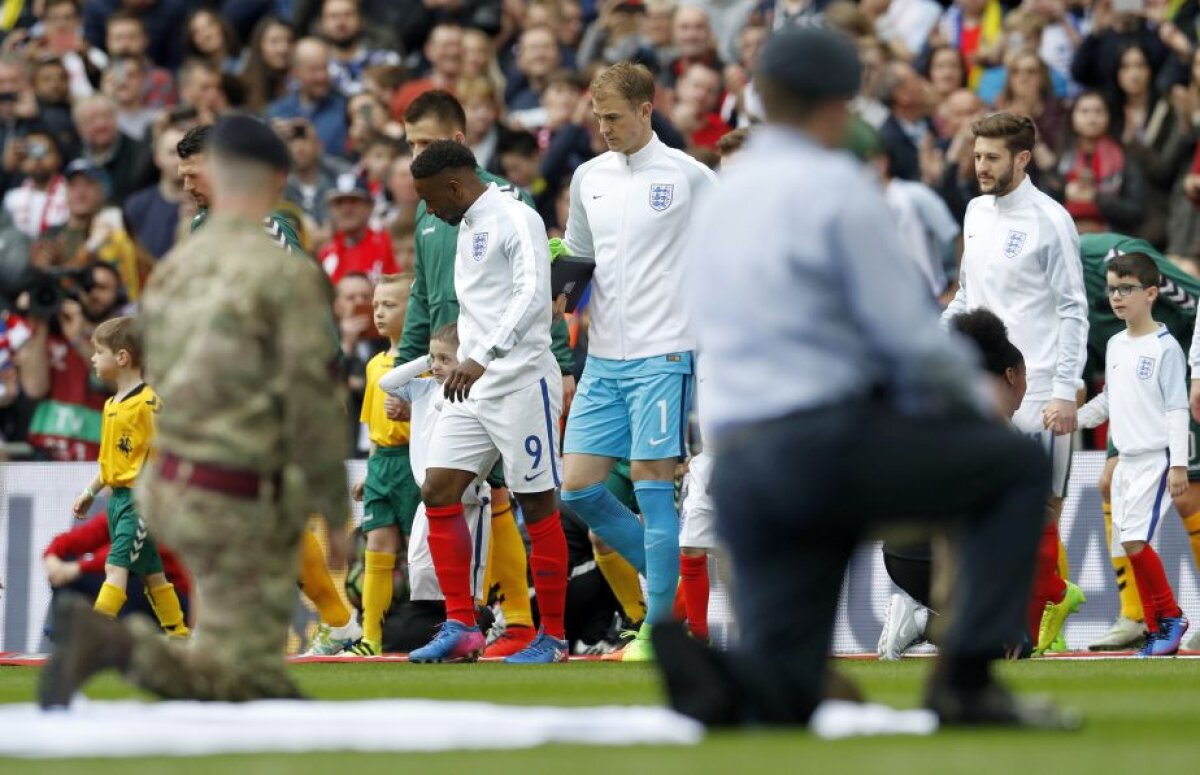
[455,184,557,399]
[943,175,1088,403]
[564,133,716,361]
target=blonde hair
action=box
[590,62,656,107]
[93,316,142,367]
[377,272,414,288]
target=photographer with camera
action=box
[13,260,125,460]
[2,129,68,239]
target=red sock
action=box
[1128,544,1181,633]
[425,504,475,626]
[526,512,568,639]
[680,553,710,640]
[1028,523,1067,641]
[672,585,687,622]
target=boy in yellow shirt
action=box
[72,317,188,636]
[350,273,422,655]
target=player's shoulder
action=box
[661,145,718,185]
[1029,185,1077,238]
[572,152,616,184]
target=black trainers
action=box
[651,621,741,727]
[38,594,133,709]
[924,678,1082,730]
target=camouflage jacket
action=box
[141,214,349,522]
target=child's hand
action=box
[352,480,365,502]
[1169,467,1188,498]
[72,490,94,519]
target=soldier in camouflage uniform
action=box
[39,116,349,706]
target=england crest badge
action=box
[1137,356,1155,380]
[649,183,674,212]
[471,232,489,262]
[1003,230,1027,258]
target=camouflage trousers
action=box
[125,467,306,701]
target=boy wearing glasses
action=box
[1047,252,1190,656]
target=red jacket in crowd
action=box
[43,514,192,597]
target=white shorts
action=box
[1012,397,1072,498]
[426,372,563,494]
[679,452,716,550]
[1110,451,1171,558]
[408,482,492,602]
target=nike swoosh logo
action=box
[592,194,605,199]
[524,471,544,481]
[648,437,671,447]
[421,227,436,235]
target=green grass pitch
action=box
[0,659,1197,773]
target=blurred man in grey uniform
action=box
[652,25,1074,730]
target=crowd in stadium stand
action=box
[0,0,1199,462]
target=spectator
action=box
[362,63,408,107]
[33,0,108,100]
[498,127,551,217]
[84,0,189,72]
[507,25,561,114]
[878,60,936,181]
[460,76,503,173]
[14,260,124,461]
[390,217,416,271]
[30,57,81,160]
[1031,0,1085,95]
[1111,42,1160,146]
[3,130,69,239]
[332,271,384,456]
[642,0,677,64]
[346,91,401,159]
[1071,0,1171,92]
[391,23,463,121]
[882,0,944,60]
[852,36,892,129]
[998,50,1069,170]
[182,8,238,74]
[720,22,767,127]
[0,55,42,194]
[318,174,398,284]
[103,56,157,139]
[937,0,1003,88]
[282,118,345,243]
[42,513,192,628]
[923,44,968,104]
[577,0,659,71]
[1047,90,1146,235]
[0,305,29,415]
[460,26,506,92]
[320,0,401,97]
[390,0,503,58]
[380,152,419,232]
[932,87,986,221]
[238,16,295,114]
[661,5,723,89]
[670,62,730,150]
[123,124,183,260]
[268,37,349,159]
[104,10,175,109]
[176,58,226,118]
[72,94,153,203]
[523,0,579,69]
[43,159,149,299]
[357,133,404,226]
[1165,48,1200,259]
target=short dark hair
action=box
[404,90,467,132]
[106,8,145,30]
[950,308,1023,376]
[1108,252,1160,289]
[410,140,477,179]
[92,316,141,367]
[432,322,459,346]
[177,124,211,159]
[971,111,1036,155]
[497,128,538,158]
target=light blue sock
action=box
[633,480,680,624]
[561,482,646,573]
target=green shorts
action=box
[606,458,637,513]
[106,487,164,576]
[363,446,420,535]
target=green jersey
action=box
[190,208,303,255]
[398,167,574,372]
[1082,233,1200,477]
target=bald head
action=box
[673,6,712,59]
[293,37,332,101]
